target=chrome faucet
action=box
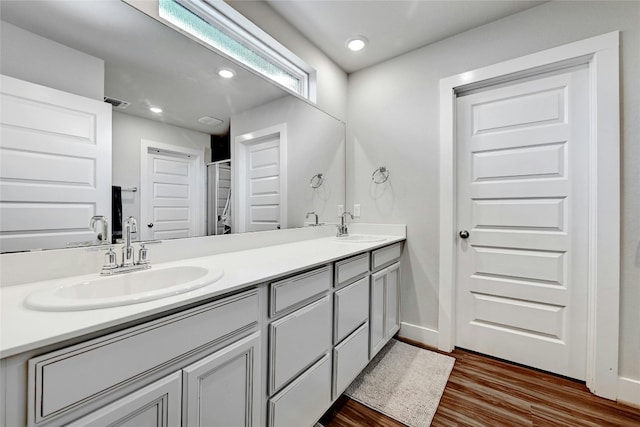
[100,216,151,275]
[122,216,137,266]
[337,212,354,237]
[90,215,109,243]
[306,211,319,226]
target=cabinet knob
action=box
[147,223,154,228]
[459,230,470,239]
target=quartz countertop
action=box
[0,233,404,359]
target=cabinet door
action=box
[67,372,181,427]
[385,262,401,339]
[370,270,386,359]
[183,332,261,427]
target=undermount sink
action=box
[334,234,387,243]
[24,265,224,311]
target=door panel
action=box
[456,67,589,380]
[245,137,281,232]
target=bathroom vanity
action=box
[0,228,405,427]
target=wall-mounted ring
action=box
[309,173,325,189]
[372,166,390,184]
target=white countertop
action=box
[0,234,404,359]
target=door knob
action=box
[459,230,470,239]
[147,223,154,228]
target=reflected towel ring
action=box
[372,166,390,184]
[309,173,325,189]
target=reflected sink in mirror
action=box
[24,265,224,311]
[334,235,387,243]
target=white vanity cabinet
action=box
[22,289,261,427]
[369,243,402,359]
[1,238,405,427]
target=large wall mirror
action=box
[0,0,345,253]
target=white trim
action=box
[398,322,439,349]
[139,139,206,240]
[617,377,640,407]
[233,124,288,233]
[438,32,620,399]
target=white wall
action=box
[231,95,345,228]
[347,1,640,382]
[226,0,348,122]
[0,21,104,100]
[112,112,211,224]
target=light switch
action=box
[338,204,345,216]
[353,204,361,217]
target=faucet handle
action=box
[101,247,118,274]
[137,243,149,265]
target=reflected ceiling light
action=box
[149,107,163,113]
[346,36,367,52]
[217,67,236,79]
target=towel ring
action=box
[309,173,325,189]
[372,166,390,184]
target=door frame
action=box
[438,32,620,399]
[140,139,206,240]
[233,123,288,233]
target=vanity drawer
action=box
[270,265,331,318]
[371,242,402,271]
[29,289,259,424]
[333,322,369,399]
[334,253,369,288]
[268,353,332,427]
[334,276,369,344]
[269,295,331,394]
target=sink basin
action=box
[24,265,224,311]
[335,234,387,243]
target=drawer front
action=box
[371,243,402,271]
[268,353,332,427]
[30,289,259,423]
[333,323,369,399]
[334,276,369,344]
[269,296,331,394]
[270,266,331,318]
[334,253,369,288]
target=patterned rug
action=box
[345,339,455,427]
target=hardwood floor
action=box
[320,340,640,427]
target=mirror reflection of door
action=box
[234,124,287,233]
[140,140,205,241]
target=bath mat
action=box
[345,339,455,427]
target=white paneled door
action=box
[455,67,589,380]
[141,142,204,241]
[244,136,282,232]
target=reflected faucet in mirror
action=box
[306,211,320,226]
[90,216,109,244]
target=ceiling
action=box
[264,0,546,73]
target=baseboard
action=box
[618,376,640,407]
[398,322,439,349]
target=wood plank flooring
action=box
[320,340,640,427]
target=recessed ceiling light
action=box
[346,36,367,52]
[217,67,236,79]
[149,107,163,113]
